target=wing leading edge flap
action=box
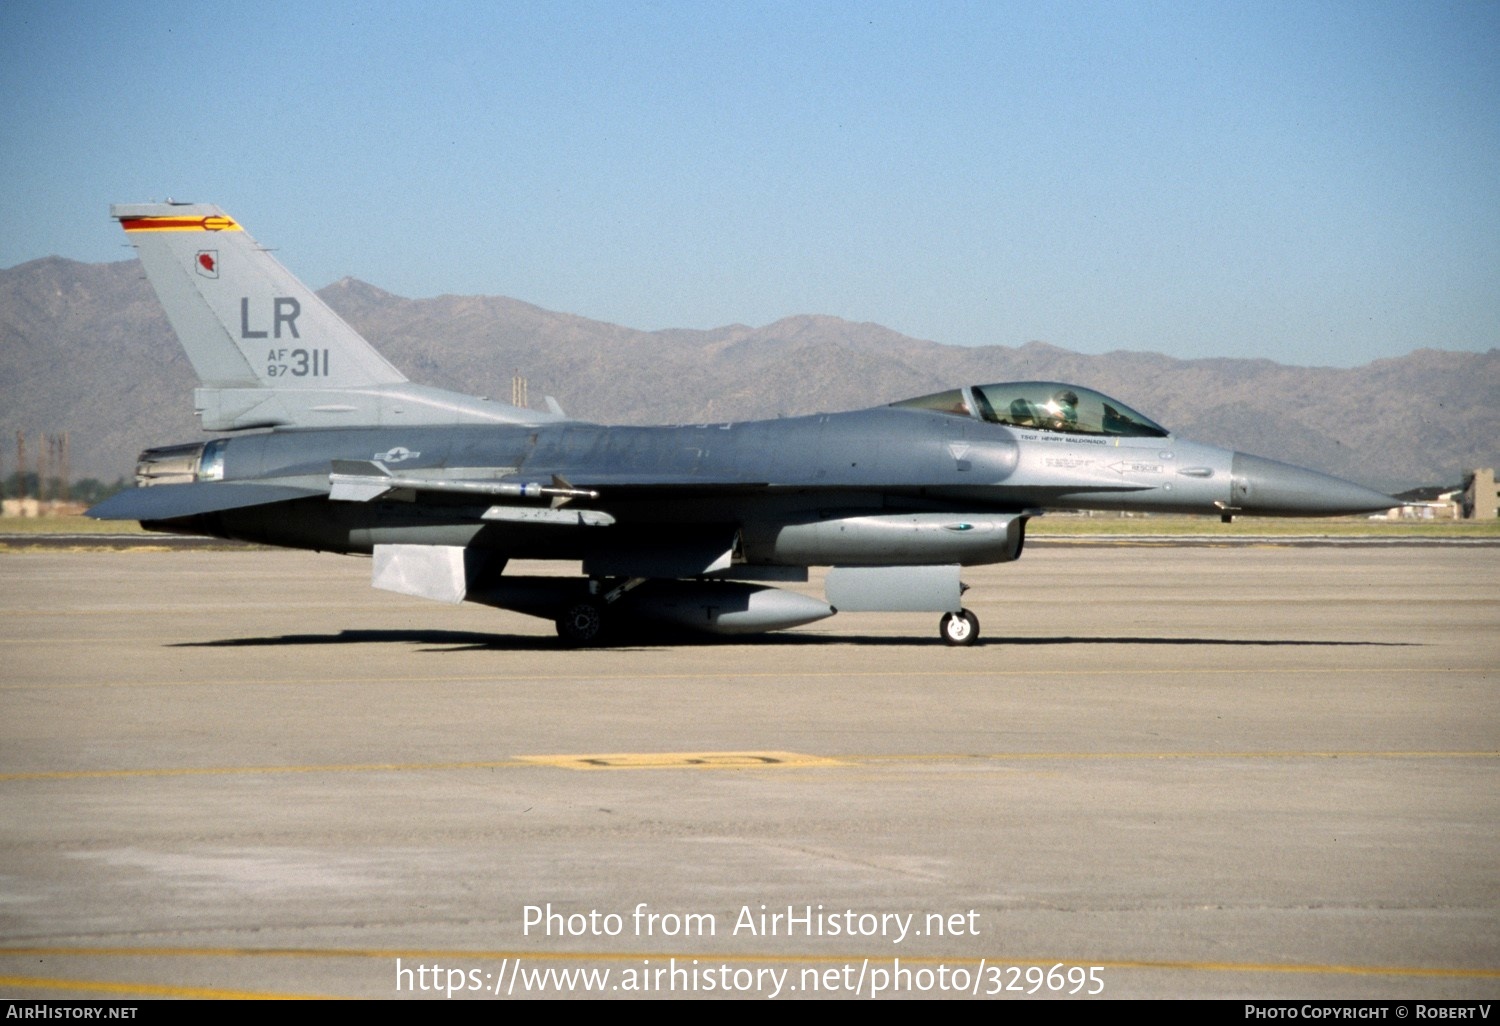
[87,482,326,521]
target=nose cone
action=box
[1230,452,1397,516]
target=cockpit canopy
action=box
[890,381,1169,438]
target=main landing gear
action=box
[939,609,980,646]
[555,577,648,646]
[556,599,606,646]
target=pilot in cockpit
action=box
[1044,390,1079,431]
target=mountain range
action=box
[2,256,1495,494]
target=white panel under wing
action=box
[371,544,469,605]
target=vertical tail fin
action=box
[113,202,562,431]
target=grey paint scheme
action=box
[91,203,1398,644]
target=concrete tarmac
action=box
[1,544,1495,1000]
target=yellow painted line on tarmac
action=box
[1,749,1493,783]
[0,973,328,999]
[1,948,1495,983]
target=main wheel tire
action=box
[939,609,980,646]
[556,600,606,646]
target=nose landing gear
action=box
[939,609,980,646]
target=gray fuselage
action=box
[151,405,1244,563]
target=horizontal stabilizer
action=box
[88,482,325,521]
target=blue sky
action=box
[2,0,1496,367]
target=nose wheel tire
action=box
[939,609,980,646]
[557,600,606,646]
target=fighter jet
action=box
[89,203,1397,645]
